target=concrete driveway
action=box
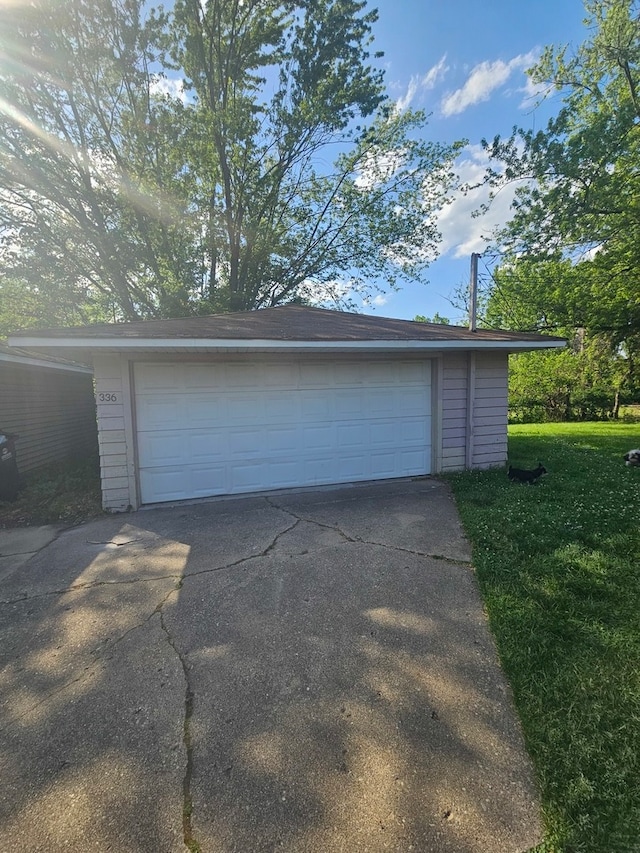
[0,479,541,852]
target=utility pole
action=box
[469,252,480,331]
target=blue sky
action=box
[357,0,589,324]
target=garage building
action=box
[9,306,565,511]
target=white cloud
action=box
[366,294,389,307]
[150,75,188,104]
[354,148,406,190]
[435,144,525,258]
[395,55,448,112]
[441,50,538,116]
[518,73,552,110]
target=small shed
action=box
[9,306,565,511]
[0,343,97,475]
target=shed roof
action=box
[0,342,92,373]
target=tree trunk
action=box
[612,389,620,420]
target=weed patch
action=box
[0,454,104,528]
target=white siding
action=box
[439,352,509,472]
[93,354,137,512]
[472,353,508,469]
[441,354,467,471]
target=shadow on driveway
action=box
[0,479,541,852]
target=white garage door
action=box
[134,359,431,504]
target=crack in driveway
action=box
[159,606,200,853]
[0,518,302,606]
[0,586,180,731]
[264,496,473,566]
[0,574,183,606]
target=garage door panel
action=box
[137,433,186,466]
[366,389,397,416]
[370,452,398,477]
[401,448,428,469]
[336,423,366,447]
[191,465,227,495]
[225,364,261,387]
[300,392,333,419]
[262,363,299,387]
[139,467,189,502]
[138,431,229,467]
[304,457,344,485]
[398,388,431,414]
[400,362,430,383]
[299,363,334,386]
[333,363,365,384]
[138,395,226,430]
[228,429,265,456]
[225,394,262,423]
[135,360,431,503]
[302,424,334,451]
[401,418,431,442]
[183,399,226,426]
[334,391,365,417]
[265,427,299,452]
[338,454,367,478]
[370,422,398,447]
[266,459,303,488]
[135,363,183,390]
[263,393,299,421]
[230,460,269,490]
[137,399,184,431]
[189,432,227,461]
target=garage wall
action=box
[441,354,468,471]
[440,351,509,471]
[93,354,137,511]
[0,360,97,474]
[472,353,509,468]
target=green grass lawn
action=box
[448,422,640,853]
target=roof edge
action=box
[0,348,93,373]
[8,336,567,353]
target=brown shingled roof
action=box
[8,305,565,344]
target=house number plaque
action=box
[97,392,121,404]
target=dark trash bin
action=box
[0,431,21,502]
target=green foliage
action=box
[449,422,640,852]
[413,311,450,324]
[0,0,200,326]
[508,343,632,422]
[0,0,463,329]
[486,0,640,266]
[482,0,640,406]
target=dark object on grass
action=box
[507,462,547,484]
[623,449,640,467]
[0,431,21,501]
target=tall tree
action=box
[483,1,640,338]
[480,0,640,411]
[0,0,462,329]
[485,258,638,418]
[0,0,201,325]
